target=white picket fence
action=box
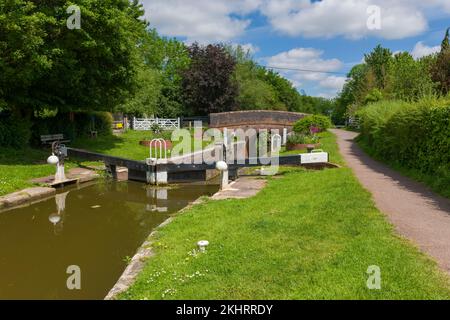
[132,117,180,131]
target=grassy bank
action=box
[0,147,77,196]
[120,131,450,300]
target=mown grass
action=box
[0,147,75,196]
[120,131,450,300]
[73,129,209,161]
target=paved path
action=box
[331,129,450,274]
[211,177,267,200]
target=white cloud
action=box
[140,0,260,43]
[266,48,343,72]
[265,47,346,97]
[141,0,450,43]
[411,41,441,59]
[260,0,450,40]
[259,0,429,40]
[319,76,347,91]
[232,43,260,54]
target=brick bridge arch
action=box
[209,110,308,131]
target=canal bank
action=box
[105,176,267,300]
[0,168,100,211]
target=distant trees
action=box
[120,29,190,117]
[333,28,450,123]
[229,45,329,114]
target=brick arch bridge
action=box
[209,110,308,131]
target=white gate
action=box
[132,117,180,131]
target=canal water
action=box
[0,181,218,300]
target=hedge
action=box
[357,98,450,184]
[0,110,113,147]
[0,112,32,148]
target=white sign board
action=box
[300,152,329,164]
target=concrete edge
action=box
[0,187,56,212]
[0,174,101,213]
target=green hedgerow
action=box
[293,115,332,134]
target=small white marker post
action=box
[197,240,209,253]
[216,161,229,190]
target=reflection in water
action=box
[49,191,69,235]
[0,181,217,300]
[146,188,169,213]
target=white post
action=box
[216,161,229,190]
[177,117,181,129]
[156,159,168,185]
[221,170,229,190]
[283,128,288,146]
[272,134,282,153]
[223,128,228,148]
[55,162,66,182]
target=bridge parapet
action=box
[209,110,308,131]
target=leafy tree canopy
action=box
[182,43,238,115]
[0,0,147,113]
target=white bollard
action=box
[283,128,288,146]
[216,161,229,190]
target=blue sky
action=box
[140,0,450,98]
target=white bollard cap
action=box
[47,154,59,165]
[215,161,228,171]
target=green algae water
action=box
[0,181,218,300]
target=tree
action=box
[388,52,436,100]
[182,43,238,115]
[364,45,393,89]
[432,28,450,94]
[119,66,161,116]
[0,0,147,115]
[120,29,190,117]
[234,62,285,111]
[442,28,449,51]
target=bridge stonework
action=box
[209,110,308,131]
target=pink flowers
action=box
[310,126,320,135]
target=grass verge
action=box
[357,139,450,199]
[120,131,450,300]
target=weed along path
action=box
[331,129,450,274]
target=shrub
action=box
[287,134,320,145]
[0,111,32,148]
[356,100,408,149]
[293,115,332,134]
[357,98,450,182]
